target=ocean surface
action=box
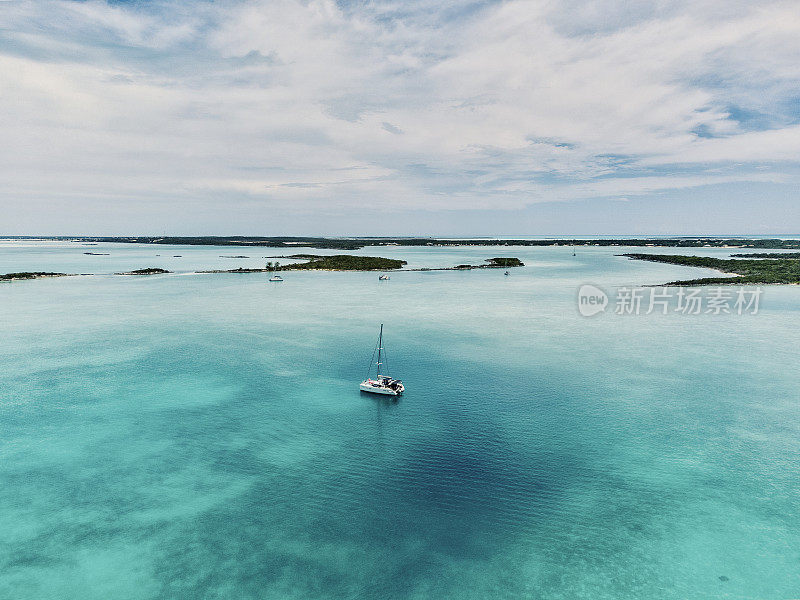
[1,240,798,599]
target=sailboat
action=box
[360,324,404,396]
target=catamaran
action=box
[360,324,404,396]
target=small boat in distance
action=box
[360,324,404,396]
[379,274,390,280]
[269,275,283,282]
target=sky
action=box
[1,0,799,236]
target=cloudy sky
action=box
[1,0,799,235]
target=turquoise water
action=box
[1,241,799,599]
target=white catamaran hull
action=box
[360,381,401,395]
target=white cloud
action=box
[0,0,798,220]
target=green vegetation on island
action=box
[730,252,800,259]
[279,255,406,271]
[622,253,800,285]
[117,268,171,275]
[0,272,66,281]
[454,257,525,269]
[488,257,524,267]
[194,256,404,272]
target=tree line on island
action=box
[0,272,66,281]
[622,253,800,285]
[275,255,406,270]
[453,257,525,269]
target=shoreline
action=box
[622,253,800,285]
[5,251,800,286]
[0,272,70,282]
[3,235,800,251]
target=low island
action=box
[622,254,800,285]
[279,255,407,271]
[730,252,800,259]
[199,255,406,273]
[0,271,67,281]
[117,268,172,275]
[454,257,524,269]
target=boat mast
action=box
[377,324,383,379]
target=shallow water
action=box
[1,241,798,599]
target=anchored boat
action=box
[360,324,404,396]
